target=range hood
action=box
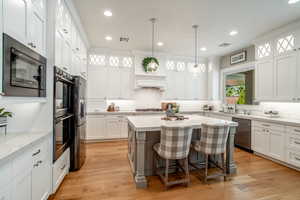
[135,73,166,90]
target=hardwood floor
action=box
[52,141,300,200]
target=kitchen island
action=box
[127,115,238,188]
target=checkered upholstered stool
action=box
[190,124,230,183]
[153,125,193,189]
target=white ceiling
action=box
[73,0,300,57]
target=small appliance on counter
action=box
[222,104,236,114]
[107,102,120,112]
[203,104,214,111]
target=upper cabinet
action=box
[3,0,46,56]
[55,0,88,78]
[255,27,300,102]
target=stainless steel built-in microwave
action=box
[2,33,47,97]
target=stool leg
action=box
[184,157,190,187]
[204,154,208,184]
[222,153,227,181]
[165,159,169,189]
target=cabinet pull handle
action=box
[294,129,300,133]
[33,162,39,168]
[295,157,300,161]
[294,141,300,145]
[37,160,43,164]
[262,124,270,127]
[32,149,41,156]
[61,164,66,170]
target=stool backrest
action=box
[159,126,193,159]
[198,124,230,155]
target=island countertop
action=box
[127,114,238,131]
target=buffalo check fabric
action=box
[192,124,230,155]
[153,126,193,160]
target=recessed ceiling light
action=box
[200,47,207,51]
[229,30,238,36]
[105,36,112,41]
[157,42,164,46]
[288,0,300,4]
[104,10,112,17]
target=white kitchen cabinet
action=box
[297,52,300,100]
[106,116,123,139]
[87,115,107,139]
[269,131,285,161]
[53,148,70,193]
[0,184,12,200]
[3,0,46,56]
[12,171,32,200]
[32,159,51,200]
[255,59,274,101]
[274,53,297,101]
[120,68,133,99]
[28,8,46,55]
[107,67,121,99]
[3,0,28,44]
[55,30,64,68]
[120,117,129,138]
[87,67,107,99]
[253,127,269,155]
[62,40,72,73]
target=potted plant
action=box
[0,108,13,124]
[142,57,159,72]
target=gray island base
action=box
[127,115,238,188]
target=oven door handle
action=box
[56,114,74,123]
[56,76,74,84]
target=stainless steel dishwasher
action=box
[232,117,252,152]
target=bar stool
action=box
[153,125,193,189]
[190,123,230,183]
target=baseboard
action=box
[85,138,128,143]
[254,152,300,172]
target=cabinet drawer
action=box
[0,161,13,188]
[286,149,300,168]
[286,129,300,151]
[287,126,300,137]
[53,148,70,193]
[253,121,285,132]
[31,138,49,163]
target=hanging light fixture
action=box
[147,18,159,72]
[192,25,199,68]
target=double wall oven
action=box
[2,33,47,97]
[53,67,74,161]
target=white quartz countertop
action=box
[127,115,238,131]
[206,111,300,127]
[0,131,50,164]
[87,110,204,115]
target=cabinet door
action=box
[87,115,107,140]
[107,67,121,99]
[120,68,133,99]
[28,10,46,55]
[62,41,72,73]
[32,160,50,200]
[106,117,122,139]
[31,0,46,19]
[255,59,274,101]
[297,52,300,99]
[253,129,269,155]
[55,31,64,68]
[12,172,31,200]
[0,184,12,200]
[87,67,107,99]
[268,131,285,161]
[120,117,128,139]
[274,53,297,101]
[3,0,28,44]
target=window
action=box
[122,57,133,68]
[258,43,271,58]
[109,56,119,67]
[89,54,106,66]
[166,60,175,70]
[176,62,185,71]
[277,35,295,54]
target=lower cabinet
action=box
[0,135,51,200]
[87,115,129,140]
[52,148,70,193]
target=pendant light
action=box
[192,25,199,68]
[147,18,159,71]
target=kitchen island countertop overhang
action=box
[127,115,238,188]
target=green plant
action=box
[0,108,13,118]
[142,57,159,72]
